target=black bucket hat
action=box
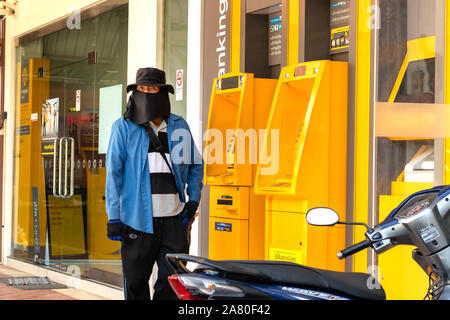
[126,67,175,94]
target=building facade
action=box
[0,0,449,300]
[0,0,203,298]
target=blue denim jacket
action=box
[105,114,204,234]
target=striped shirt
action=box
[148,120,184,217]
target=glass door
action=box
[43,59,95,265]
[12,4,128,288]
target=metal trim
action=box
[0,18,5,264]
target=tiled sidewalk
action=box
[0,265,107,300]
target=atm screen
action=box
[221,76,240,90]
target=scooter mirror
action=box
[306,208,340,226]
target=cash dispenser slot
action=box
[210,186,249,220]
[217,196,233,206]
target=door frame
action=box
[0,18,5,264]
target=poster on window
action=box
[42,98,59,140]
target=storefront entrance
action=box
[12,4,128,287]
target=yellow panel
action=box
[248,188,265,260]
[209,186,250,220]
[265,196,308,213]
[378,246,428,300]
[266,210,329,269]
[14,59,50,248]
[446,137,450,184]
[378,187,430,300]
[328,62,349,224]
[85,164,120,260]
[327,226,346,272]
[407,36,436,62]
[267,210,306,258]
[353,0,372,273]
[288,0,299,66]
[388,56,409,103]
[13,61,22,247]
[391,181,434,197]
[209,186,265,260]
[231,0,241,73]
[253,79,279,180]
[253,79,279,130]
[47,195,86,256]
[445,1,450,185]
[209,217,248,260]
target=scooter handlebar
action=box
[337,239,372,260]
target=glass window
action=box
[12,4,128,288]
[373,0,446,300]
[375,0,441,215]
[163,0,189,118]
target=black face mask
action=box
[124,90,171,125]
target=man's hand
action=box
[181,201,199,230]
[183,201,199,219]
[107,220,124,241]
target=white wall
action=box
[186,0,203,259]
[127,0,159,85]
[126,0,160,299]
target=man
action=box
[105,67,204,300]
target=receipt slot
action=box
[255,61,348,271]
[205,73,277,260]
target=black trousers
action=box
[121,215,187,300]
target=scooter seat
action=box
[204,260,386,300]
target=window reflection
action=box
[396,59,435,104]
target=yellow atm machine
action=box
[255,60,348,272]
[205,73,277,260]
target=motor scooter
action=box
[167,186,450,300]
